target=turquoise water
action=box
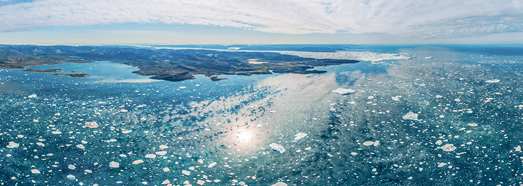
[1,46,523,185]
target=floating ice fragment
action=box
[36,142,45,147]
[435,140,443,145]
[132,159,144,164]
[28,94,37,98]
[155,151,167,156]
[292,133,307,142]
[109,161,119,168]
[441,144,457,152]
[391,96,401,101]
[467,123,478,127]
[332,88,356,95]
[163,167,170,172]
[305,147,311,151]
[257,124,262,128]
[67,174,76,180]
[402,111,419,121]
[269,143,285,153]
[145,154,156,159]
[182,170,191,176]
[52,130,62,134]
[436,95,442,98]
[122,129,132,134]
[516,146,521,152]
[76,144,85,150]
[161,180,170,184]
[271,182,288,186]
[438,163,447,167]
[120,109,128,112]
[485,79,500,83]
[351,152,358,156]
[197,180,205,185]
[425,56,433,59]
[374,140,380,146]
[208,162,217,168]
[31,169,40,174]
[159,145,169,150]
[7,141,19,148]
[85,122,98,128]
[363,141,374,146]
[68,164,76,170]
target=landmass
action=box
[22,69,63,73]
[53,71,89,78]
[0,45,359,82]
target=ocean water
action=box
[1,45,523,185]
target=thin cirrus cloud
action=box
[1,0,523,38]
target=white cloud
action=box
[1,0,523,38]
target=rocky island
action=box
[0,45,358,82]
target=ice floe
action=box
[441,144,457,152]
[269,143,286,153]
[292,133,307,142]
[332,88,356,95]
[402,111,419,121]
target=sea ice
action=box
[31,169,40,174]
[485,79,500,83]
[182,170,191,175]
[292,133,307,142]
[208,162,217,168]
[441,144,457,152]
[132,159,144,164]
[28,94,37,98]
[85,122,99,128]
[109,161,120,168]
[332,88,356,95]
[67,174,76,180]
[145,154,156,159]
[271,182,288,186]
[155,151,167,156]
[363,141,374,146]
[402,111,419,121]
[7,141,19,148]
[159,145,169,150]
[269,143,286,153]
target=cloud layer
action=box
[1,0,523,38]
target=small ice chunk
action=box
[402,111,418,121]
[7,141,19,148]
[155,151,167,156]
[271,182,288,186]
[363,141,374,146]
[197,180,205,185]
[85,122,99,128]
[436,95,443,98]
[28,94,37,98]
[485,79,500,83]
[351,152,358,156]
[435,140,443,145]
[257,124,262,128]
[441,144,457,152]
[438,163,448,167]
[145,154,156,159]
[36,142,45,147]
[208,162,217,168]
[109,161,119,168]
[163,167,170,172]
[292,133,307,142]
[332,88,356,95]
[132,159,144,164]
[159,145,169,150]
[68,164,76,170]
[67,174,76,180]
[122,129,132,134]
[269,143,285,153]
[76,144,85,150]
[31,169,40,174]
[391,96,401,101]
[161,180,170,185]
[467,123,478,127]
[182,170,191,176]
[516,146,522,152]
[305,147,311,151]
[120,109,128,112]
[52,131,62,134]
[373,140,380,146]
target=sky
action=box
[1,0,523,45]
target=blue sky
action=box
[1,0,523,45]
